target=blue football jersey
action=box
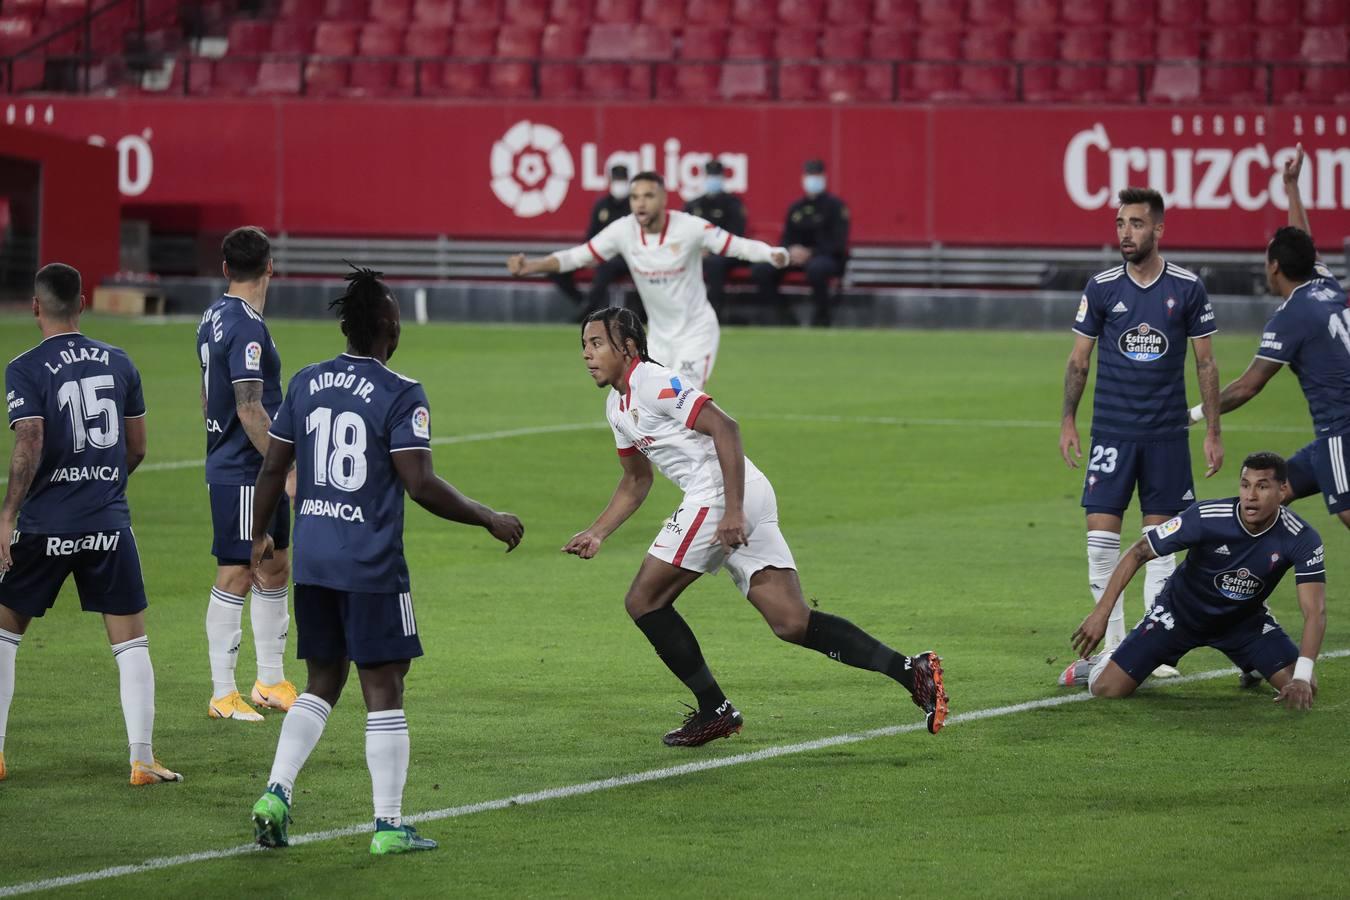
[1146,498,1324,631]
[5,332,146,533]
[1254,262,1350,437]
[197,294,282,485]
[1073,261,1217,439]
[269,353,431,593]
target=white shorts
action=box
[647,477,796,595]
[648,330,719,390]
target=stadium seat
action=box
[211,59,260,95]
[774,27,819,58]
[1108,0,1154,24]
[578,62,647,98]
[1252,0,1297,24]
[779,63,822,100]
[313,21,360,55]
[301,60,350,94]
[404,23,451,54]
[729,0,761,23]
[451,24,497,56]
[630,23,674,57]
[487,61,536,95]
[1013,29,1058,98]
[917,0,963,25]
[1104,28,1153,98]
[1014,0,1059,24]
[1058,28,1108,97]
[678,25,728,58]
[639,0,684,27]
[159,57,212,95]
[871,0,917,22]
[347,60,398,95]
[441,61,492,94]
[269,22,314,53]
[1255,27,1302,98]
[826,0,871,24]
[658,61,720,99]
[323,0,368,19]
[967,0,1013,26]
[1204,0,1251,24]
[1156,0,1202,24]
[959,28,1012,99]
[395,58,442,92]
[226,20,271,54]
[1059,1,1104,24]
[547,0,591,23]
[1156,29,1202,59]
[0,16,33,53]
[4,0,43,16]
[456,0,500,23]
[593,0,638,23]
[778,0,825,25]
[1203,29,1257,98]
[726,28,773,57]
[821,25,867,58]
[867,27,914,59]
[821,62,891,99]
[1302,0,1347,24]
[908,28,961,98]
[359,22,402,54]
[685,0,730,23]
[541,23,586,56]
[719,61,771,98]
[367,0,412,24]
[503,0,547,23]
[412,0,455,24]
[1147,62,1200,101]
[43,0,85,22]
[279,0,325,19]
[497,23,541,56]
[538,61,582,97]
[1298,27,1349,100]
[586,22,630,56]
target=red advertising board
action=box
[6,97,1349,249]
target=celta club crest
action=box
[1166,297,1176,316]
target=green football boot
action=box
[369,821,438,855]
[252,786,292,848]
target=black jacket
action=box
[683,192,748,236]
[781,192,849,260]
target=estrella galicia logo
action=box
[1118,322,1168,361]
[1214,567,1264,601]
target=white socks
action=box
[1142,525,1176,620]
[366,710,410,826]
[250,584,290,686]
[1087,649,1114,696]
[267,693,331,803]
[112,636,155,765]
[1087,530,1126,649]
[206,588,245,699]
[0,628,19,754]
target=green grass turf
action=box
[0,316,1346,897]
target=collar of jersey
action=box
[1124,259,1165,291]
[618,357,641,411]
[637,212,671,247]
[1235,503,1279,538]
[40,331,81,343]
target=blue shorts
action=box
[1286,435,1350,514]
[0,528,147,618]
[1111,588,1299,683]
[209,484,290,567]
[294,584,423,665]
[1081,434,1194,518]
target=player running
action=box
[564,307,947,746]
[248,268,523,855]
[506,170,788,390]
[197,227,296,721]
[1060,187,1224,676]
[0,264,180,784]
[1065,452,1325,710]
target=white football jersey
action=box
[606,358,764,506]
[555,210,782,346]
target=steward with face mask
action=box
[751,158,850,327]
[683,160,748,321]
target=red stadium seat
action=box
[779,63,822,100]
[451,24,497,56]
[821,62,893,99]
[503,0,546,23]
[719,61,771,98]
[0,15,32,53]
[347,60,398,94]
[1302,0,1347,25]
[404,23,450,53]
[726,28,773,57]
[547,0,591,23]
[359,22,402,53]
[729,0,761,23]
[1156,0,1202,24]
[826,0,870,24]
[871,0,916,22]
[1204,0,1251,24]
[43,0,84,21]
[1298,65,1350,102]
[395,58,441,91]
[1108,0,1155,23]
[456,0,499,22]
[593,0,638,23]
[1254,27,1302,98]
[778,0,825,25]
[822,25,867,58]
[868,26,914,58]
[1252,0,1297,24]
[1014,0,1059,25]
[659,61,720,99]
[313,21,360,54]
[1302,26,1347,59]
[917,0,963,25]
[538,61,582,97]
[4,0,42,17]
[323,0,367,19]
[1203,29,1258,98]
[774,27,819,58]
[279,0,325,20]
[367,0,412,24]
[301,61,348,94]
[1156,29,1201,59]
[908,28,960,97]
[1013,29,1058,98]
[497,23,541,56]
[1105,27,1153,98]
[1297,28,1349,99]
[1057,31,1109,98]
[959,28,1012,98]
[586,22,630,56]
[226,20,271,54]
[441,61,492,94]
[487,61,536,95]
[541,24,586,56]
[631,23,674,57]
[212,59,260,95]
[678,25,728,57]
[158,57,212,95]
[269,22,314,53]
[639,0,684,27]
[1060,1,1104,24]
[1148,62,1200,101]
[578,62,645,98]
[685,0,729,23]
[411,0,455,24]
[967,0,1013,26]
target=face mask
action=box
[610,182,630,200]
[803,175,826,196]
[704,175,724,195]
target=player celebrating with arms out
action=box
[248,268,523,855]
[1060,187,1224,677]
[564,307,947,746]
[1067,452,1325,709]
[507,171,788,389]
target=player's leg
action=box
[750,261,793,325]
[1283,441,1320,506]
[587,256,629,311]
[1082,434,1140,652]
[1067,588,1192,698]
[1136,437,1194,678]
[0,605,31,782]
[0,531,65,781]
[702,255,733,322]
[205,484,263,720]
[249,494,295,711]
[803,255,838,327]
[1214,608,1306,698]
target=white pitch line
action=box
[3,648,1346,898]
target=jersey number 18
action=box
[305,407,368,492]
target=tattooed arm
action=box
[0,418,43,571]
[234,380,272,456]
[1059,334,1096,469]
[1192,336,1223,477]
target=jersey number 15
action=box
[57,376,119,452]
[305,407,368,492]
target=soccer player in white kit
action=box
[564,307,948,746]
[507,171,789,389]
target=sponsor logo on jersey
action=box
[1110,301,1128,314]
[675,388,698,410]
[1156,516,1182,538]
[46,532,120,556]
[298,498,366,522]
[1214,567,1265,600]
[244,341,262,371]
[49,466,120,483]
[1259,331,1283,352]
[6,390,22,413]
[411,406,430,440]
[657,377,684,400]
[1118,322,1168,361]
[1308,545,1325,567]
[1215,544,1230,555]
[1075,295,1088,323]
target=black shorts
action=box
[0,528,147,618]
[209,484,290,567]
[294,584,423,665]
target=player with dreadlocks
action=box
[565,307,948,745]
[247,266,524,855]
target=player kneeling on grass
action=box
[1065,452,1325,709]
[247,268,524,855]
[564,307,947,745]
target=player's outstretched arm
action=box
[0,419,42,572]
[1199,357,1282,421]
[1059,334,1095,468]
[234,381,273,456]
[1277,581,1326,710]
[1284,143,1312,237]
[249,437,295,575]
[1072,537,1157,658]
[563,451,653,559]
[506,252,564,277]
[690,401,747,551]
[392,449,523,552]
[710,229,787,268]
[125,415,147,475]
[1191,337,1223,477]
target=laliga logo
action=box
[490,120,574,218]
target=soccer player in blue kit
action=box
[1067,452,1325,710]
[247,268,523,855]
[0,264,180,784]
[1059,187,1224,676]
[196,227,296,721]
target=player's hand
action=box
[487,512,524,552]
[769,247,789,269]
[1059,420,1082,469]
[715,510,748,552]
[787,245,811,267]
[1071,610,1108,659]
[506,253,528,277]
[0,515,14,573]
[1203,432,1223,478]
[250,534,275,587]
[562,529,603,559]
[1275,678,1314,710]
[1283,142,1304,185]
